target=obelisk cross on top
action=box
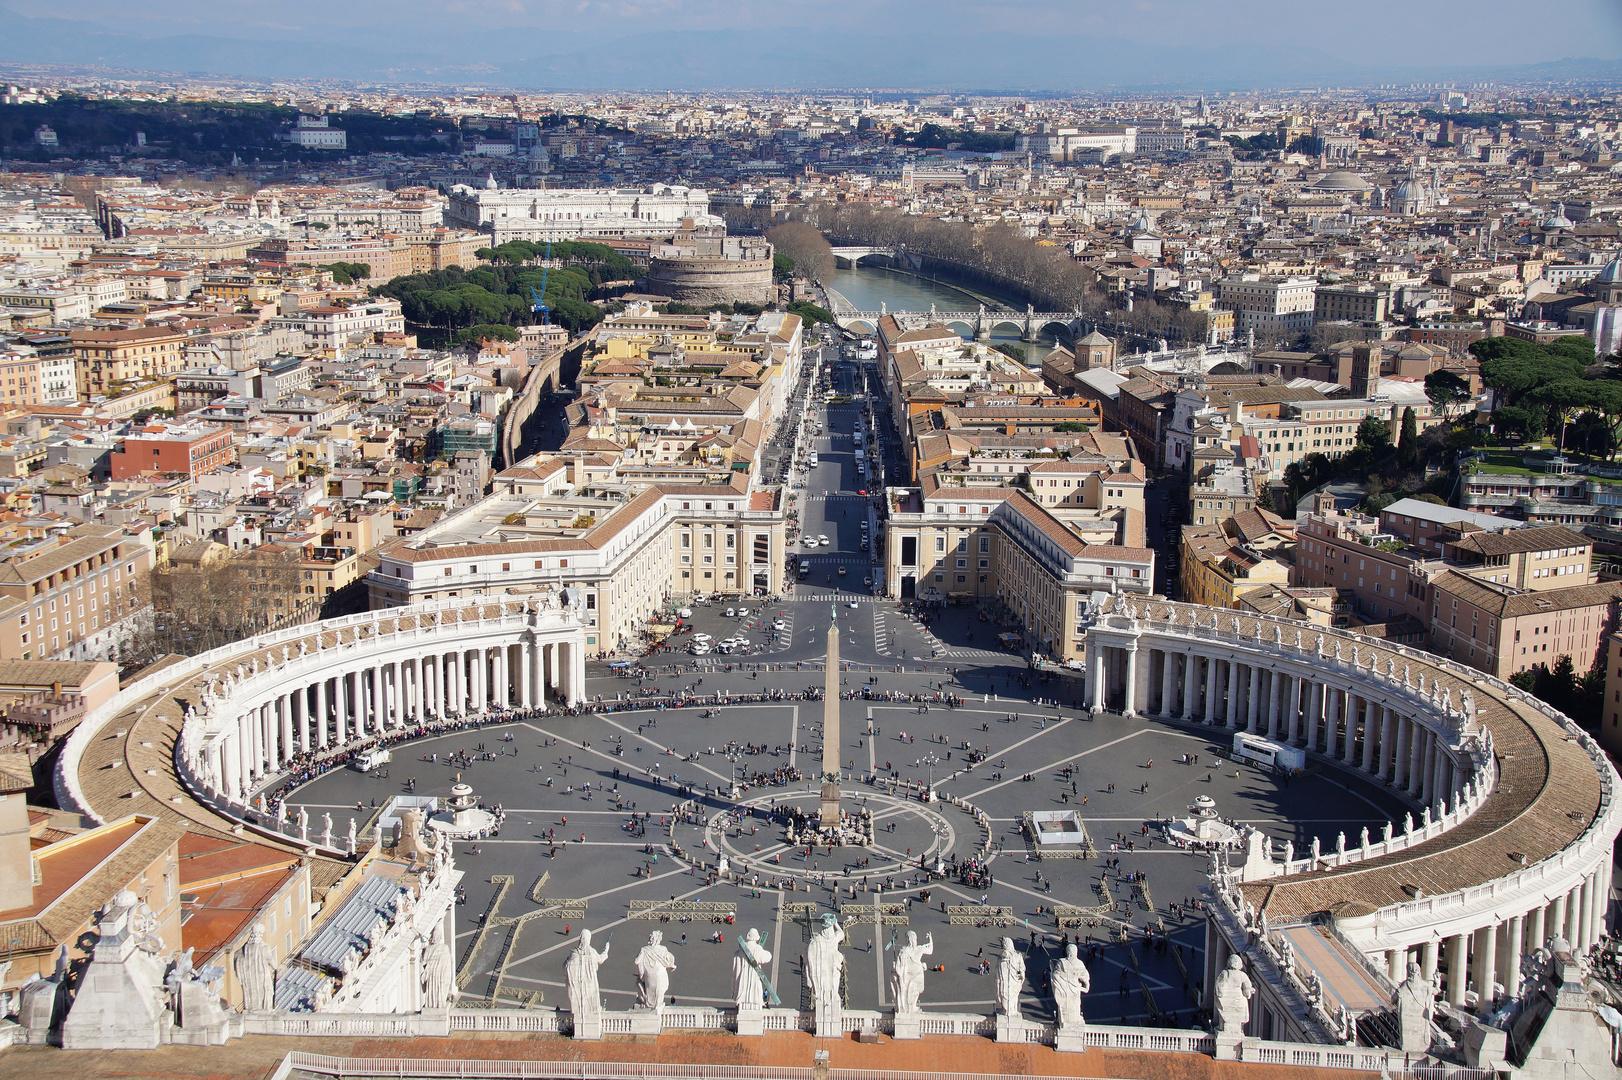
[820,603,842,828]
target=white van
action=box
[353,747,391,772]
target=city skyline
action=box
[2,1,1621,91]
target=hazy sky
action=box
[12,0,1622,66]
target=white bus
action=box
[1231,733,1305,775]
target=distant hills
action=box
[1,9,1618,93]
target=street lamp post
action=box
[922,752,940,802]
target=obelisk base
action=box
[819,781,841,829]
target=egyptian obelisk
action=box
[820,604,841,828]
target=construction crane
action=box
[529,231,554,326]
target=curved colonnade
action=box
[1086,600,1619,1042]
[58,595,588,856]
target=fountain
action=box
[427,776,497,840]
[1165,794,1241,850]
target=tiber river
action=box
[824,264,1059,365]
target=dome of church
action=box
[1544,203,1573,230]
[1594,256,1622,283]
[1312,170,1372,192]
[1393,178,1423,201]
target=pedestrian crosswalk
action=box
[781,593,885,604]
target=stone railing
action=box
[268,1031,1496,1078]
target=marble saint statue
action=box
[733,928,773,1009]
[565,928,610,1023]
[1051,942,1091,1029]
[422,925,457,1010]
[1214,954,1255,1036]
[1395,960,1434,1052]
[890,931,933,1014]
[806,914,846,1020]
[235,922,278,1013]
[634,931,677,1014]
[995,937,1025,1017]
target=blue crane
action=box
[529,232,554,326]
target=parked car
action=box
[677,608,693,619]
[724,607,736,618]
[819,535,830,546]
[773,619,787,631]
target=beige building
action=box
[70,325,190,398]
[0,523,154,661]
[1428,572,1621,680]
[368,478,785,657]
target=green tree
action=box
[1491,405,1541,443]
[456,323,519,346]
[1398,407,1419,468]
[1423,369,1472,418]
[1525,379,1593,452]
[1357,416,1390,449]
[786,301,835,326]
[773,253,796,280]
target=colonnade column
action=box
[1181,654,1197,721]
[1245,665,1260,731]
[1203,655,1218,723]
[1224,662,1238,727]
[1088,645,1104,711]
[1122,646,1138,717]
[1420,730,1436,806]
[262,702,277,773]
[572,640,587,705]
[1505,916,1525,996]
[1393,716,1411,791]
[1446,933,1468,1005]
[222,734,241,800]
[1265,668,1278,736]
[1304,680,1321,749]
[1159,651,1176,718]
[1472,923,1499,1002]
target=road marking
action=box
[950,727,1142,800]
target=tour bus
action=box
[1231,733,1306,775]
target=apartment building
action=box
[1180,522,1291,611]
[1442,525,1593,589]
[267,298,406,353]
[1312,282,1391,324]
[988,492,1154,660]
[0,351,44,406]
[70,325,190,397]
[109,422,234,482]
[1215,274,1318,336]
[0,523,154,661]
[1294,503,1448,626]
[1428,572,1621,679]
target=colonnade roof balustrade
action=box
[58,595,583,872]
[1099,599,1617,927]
